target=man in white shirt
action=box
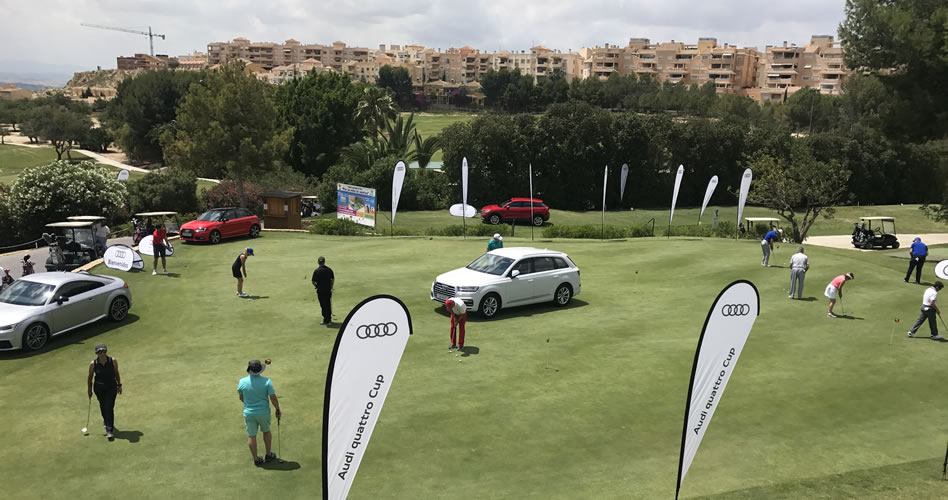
[95,223,110,253]
[907,281,943,340]
[788,247,809,299]
[445,298,468,351]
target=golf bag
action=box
[21,255,35,276]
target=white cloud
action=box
[0,0,846,72]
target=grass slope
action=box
[1,233,947,499]
[0,145,93,184]
[409,113,476,163]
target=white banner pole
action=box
[619,163,629,204]
[462,157,469,240]
[699,175,718,224]
[601,165,608,240]
[529,163,534,241]
[391,161,406,238]
[669,164,684,238]
[737,168,753,239]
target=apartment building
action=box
[206,38,370,71]
[753,35,849,102]
[176,51,208,70]
[116,53,169,70]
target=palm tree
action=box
[413,134,441,168]
[354,87,398,138]
[382,112,418,158]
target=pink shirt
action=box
[830,275,847,289]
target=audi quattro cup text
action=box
[693,348,736,435]
[338,374,387,480]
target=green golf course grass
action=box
[337,204,947,238]
[0,144,94,184]
[1,232,947,499]
[409,113,476,163]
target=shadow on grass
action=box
[432,299,589,322]
[242,295,270,300]
[834,314,864,320]
[0,313,141,359]
[458,345,479,357]
[261,459,301,471]
[792,297,819,302]
[113,429,143,443]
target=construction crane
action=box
[80,23,166,56]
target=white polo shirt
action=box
[447,299,467,316]
[790,253,808,270]
[923,287,939,307]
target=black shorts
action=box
[232,266,242,279]
[153,244,166,257]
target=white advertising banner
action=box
[677,280,760,498]
[700,175,718,219]
[602,165,608,210]
[619,163,629,202]
[136,235,174,256]
[737,168,753,228]
[449,203,477,218]
[102,244,144,271]
[337,183,377,228]
[934,260,948,279]
[529,163,534,220]
[116,169,130,182]
[462,157,469,207]
[391,161,406,223]
[323,295,413,500]
[670,164,685,225]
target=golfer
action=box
[761,228,778,266]
[487,233,503,252]
[907,281,944,340]
[788,247,809,299]
[824,272,854,318]
[86,344,122,440]
[237,360,282,467]
[232,248,254,298]
[95,222,110,253]
[903,237,928,284]
[312,256,335,325]
[152,222,169,276]
[445,298,467,351]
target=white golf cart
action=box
[43,221,99,271]
[67,215,108,253]
[852,216,899,249]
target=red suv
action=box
[480,198,550,226]
[180,208,261,244]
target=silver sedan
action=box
[0,272,132,351]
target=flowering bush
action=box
[10,160,127,236]
[201,180,263,213]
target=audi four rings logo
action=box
[355,322,398,339]
[721,304,751,316]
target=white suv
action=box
[430,247,581,318]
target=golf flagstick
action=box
[943,439,948,480]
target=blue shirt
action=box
[238,375,275,417]
[764,230,777,242]
[910,241,927,257]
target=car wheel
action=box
[479,294,501,318]
[892,241,900,249]
[533,215,544,227]
[249,225,261,238]
[210,230,221,244]
[109,296,129,322]
[488,214,502,225]
[554,283,572,307]
[22,323,49,351]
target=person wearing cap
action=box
[487,233,503,252]
[907,281,944,340]
[445,298,468,351]
[311,256,335,325]
[152,221,169,276]
[86,344,122,440]
[233,248,254,298]
[824,272,854,318]
[904,237,928,284]
[237,360,282,466]
[788,247,809,299]
[761,228,778,266]
[21,254,35,276]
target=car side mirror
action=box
[56,295,69,305]
[510,270,520,278]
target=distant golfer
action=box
[311,256,334,325]
[487,233,503,252]
[445,298,467,351]
[907,281,943,340]
[788,247,809,299]
[95,222,110,253]
[87,344,122,440]
[152,223,169,276]
[237,360,282,467]
[904,237,928,284]
[232,248,254,298]
[761,228,778,266]
[824,272,854,318]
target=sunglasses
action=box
[96,350,107,354]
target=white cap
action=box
[493,233,501,240]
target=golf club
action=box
[939,313,947,333]
[839,295,844,314]
[943,439,948,480]
[277,415,281,459]
[82,397,91,435]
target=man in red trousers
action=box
[445,298,467,352]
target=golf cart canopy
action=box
[45,221,96,228]
[859,217,895,222]
[67,216,106,222]
[135,211,178,217]
[745,217,781,223]
[302,195,319,200]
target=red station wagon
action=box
[180,208,261,244]
[480,198,550,226]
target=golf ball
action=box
[81,427,87,433]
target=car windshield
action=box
[197,210,225,222]
[0,280,55,306]
[466,253,514,276]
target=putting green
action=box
[1,233,946,499]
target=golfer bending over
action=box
[907,281,944,340]
[445,298,467,351]
[824,272,853,318]
[232,248,254,298]
[238,360,282,467]
[761,228,777,267]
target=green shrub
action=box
[201,180,263,213]
[308,218,368,235]
[663,220,738,238]
[127,169,199,214]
